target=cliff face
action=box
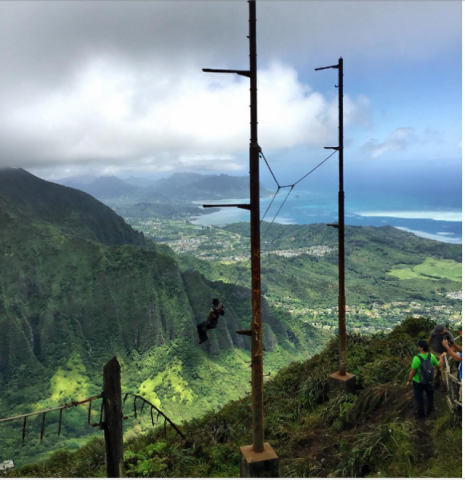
[0,205,291,380]
[0,168,324,466]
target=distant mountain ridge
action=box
[55,172,272,203]
[77,175,141,200]
[153,172,272,200]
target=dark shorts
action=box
[197,320,217,341]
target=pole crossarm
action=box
[202,68,251,78]
[0,393,103,424]
[203,203,251,210]
[315,64,339,71]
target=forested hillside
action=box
[0,168,146,247]
[0,168,461,469]
[178,222,462,331]
[0,169,325,465]
[6,317,461,478]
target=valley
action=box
[123,216,462,334]
[0,169,461,469]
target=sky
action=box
[0,0,461,193]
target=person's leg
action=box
[197,321,208,343]
[425,384,435,416]
[433,366,441,389]
[413,381,425,418]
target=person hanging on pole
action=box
[197,299,225,344]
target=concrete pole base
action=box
[240,443,279,478]
[329,372,356,396]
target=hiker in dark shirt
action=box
[428,324,461,389]
[407,340,439,420]
[428,324,461,354]
[197,299,225,344]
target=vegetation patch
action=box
[138,360,194,408]
[49,353,90,403]
[388,256,462,282]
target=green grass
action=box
[7,317,461,478]
[388,256,462,281]
[48,354,90,403]
[138,360,194,408]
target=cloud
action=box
[362,126,450,159]
[423,128,445,144]
[0,1,459,177]
[0,60,369,173]
[0,1,459,94]
[362,127,418,158]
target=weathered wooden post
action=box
[103,357,124,478]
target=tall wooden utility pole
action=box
[336,57,346,376]
[316,58,355,393]
[202,1,279,476]
[247,0,265,453]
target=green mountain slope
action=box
[7,317,461,478]
[0,168,146,247]
[0,171,326,466]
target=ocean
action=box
[191,188,462,244]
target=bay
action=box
[191,189,462,244]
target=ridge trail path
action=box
[284,385,450,477]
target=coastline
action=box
[190,196,462,244]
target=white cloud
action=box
[0,59,370,173]
[362,127,418,158]
[361,126,452,159]
[0,1,459,178]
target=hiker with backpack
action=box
[407,340,439,419]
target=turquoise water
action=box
[192,189,462,244]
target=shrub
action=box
[321,393,356,431]
[394,317,435,337]
[359,357,410,387]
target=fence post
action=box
[103,357,124,478]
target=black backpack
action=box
[417,353,434,385]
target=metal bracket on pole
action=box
[202,204,251,210]
[326,223,339,229]
[236,330,252,336]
